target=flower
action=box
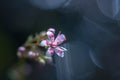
[17,46,26,58]
[18,46,26,52]
[28,51,36,58]
[40,28,67,57]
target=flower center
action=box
[51,43,57,48]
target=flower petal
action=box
[28,51,36,58]
[47,31,55,42]
[55,47,64,57]
[46,47,54,57]
[18,46,26,52]
[48,28,55,33]
[40,40,49,47]
[53,33,66,45]
[60,47,67,51]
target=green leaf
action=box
[45,46,49,49]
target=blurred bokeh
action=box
[1,0,120,80]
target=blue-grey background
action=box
[0,0,120,80]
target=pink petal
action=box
[46,47,54,57]
[48,28,55,33]
[55,47,64,57]
[40,40,49,47]
[18,46,26,52]
[53,33,66,45]
[28,51,36,58]
[47,31,55,42]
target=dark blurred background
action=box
[1,0,120,80]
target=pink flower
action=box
[28,51,36,58]
[18,46,26,52]
[40,28,67,57]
